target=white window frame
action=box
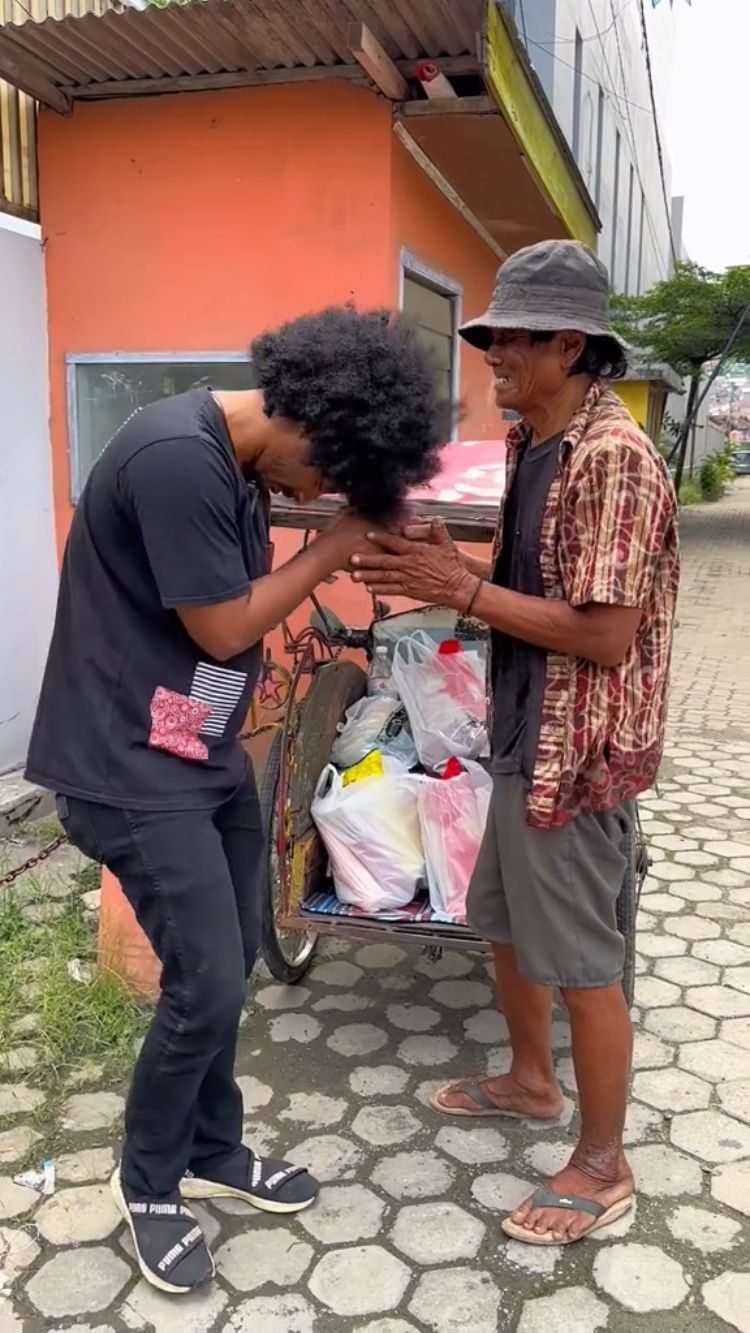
[399,250,462,435]
[65,350,250,503]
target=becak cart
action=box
[248,490,648,1006]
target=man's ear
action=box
[559,330,587,372]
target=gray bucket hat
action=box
[459,239,626,354]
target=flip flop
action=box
[501,1189,634,1246]
[430,1078,562,1121]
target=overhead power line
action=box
[637,0,679,266]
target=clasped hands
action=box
[350,518,480,614]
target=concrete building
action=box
[505,0,677,293]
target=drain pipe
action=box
[416,60,457,100]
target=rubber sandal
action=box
[501,1189,634,1246]
[111,1167,215,1294]
[430,1078,563,1121]
[181,1148,319,1215]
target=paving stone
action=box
[632,1031,674,1070]
[309,1245,410,1317]
[623,1100,664,1144]
[517,1285,610,1333]
[371,1150,455,1200]
[308,960,364,987]
[632,1066,711,1112]
[727,966,750,996]
[216,1227,313,1292]
[678,1037,750,1082]
[471,1170,534,1212]
[409,1267,500,1333]
[706,837,750,858]
[644,1005,716,1043]
[702,1271,750,1333]
[350,1065,410,1097]
[693,940,750,967]
[711,1158,750,1215]
[26,1248,130,1318]
[415,953,474,979]
[391,1201,484,1264]
[355,944,407,970]
[0,1177,38,1220]
[269,1013,322,1043]
[120,1280,229,1331]
[353,1323,417,1333]
[722,1016,750,1050]
[62,1091,124,1132]
[55,1147,116,1184]
[397,1035,457,1066]
[463,1010,509,1044]
[279,1092,348,1128]
[629,1144,703,1197]
[0,1297,22,1329]
[524,1140,571,1176]
[1,1046,38,1074]
[667,1203,743,1253]
[386,1004,440,1032]
[718,1079,750,1125]
[242,1120,279,1158]
[664,915,720,941]
[435,1124,509,1165]
[685,984,750,1018]
[351,1104,422,1148]
[655,956,721,986]
[378,976,414,993]
[670,1109,750,1163]
[288,1135,366,1188]
[225,1293,317,1333]
[300,1183,386,1243]
[729,924,750,947]
[636,933,687,958]
[505,1238,562,1275]
[313,992,371,1015]
[0,1126,42,1166]
[0,1083,44,1117]
[37,1184,120,1243]
[10,1014,40,1038]
[0,1224,40,1280]
[592,1242,688,1312]
[648,862,694,884]
[696,902,750,923]
[236,1075,273,1113]
[671,880,722,902]
[634,976,682,1008]
[254,981,313,1007]
[429,980,493,1010]
[327,1024,388,1057]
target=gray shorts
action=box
[467,774,631,989]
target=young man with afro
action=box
[26,306,446,1294]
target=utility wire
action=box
[637,0,679,266]
[525,37,653,114]
[531,0,636,47]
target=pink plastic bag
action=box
[391,632,489,772]
[417,760,492,921]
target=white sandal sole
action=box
[111,1168,215,1294]
[180,1175,317,1214]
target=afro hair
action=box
[250,305,451,521]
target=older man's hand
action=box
[351,520,480,612]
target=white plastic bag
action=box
[330,696,417,771]
[311,759,425,912]
[417,760,492,920]
[391,632,489,771]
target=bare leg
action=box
[509,982,634,1241]
[436,943,563,1118]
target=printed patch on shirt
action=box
[189,662,248,738]
[149,688,211,762]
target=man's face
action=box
[259,419,326,504]
[485,329,584,414]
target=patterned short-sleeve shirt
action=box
[490,380,680,828]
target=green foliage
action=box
[678,478,702,506]
[699,446,735,502]
[612,262,750,376]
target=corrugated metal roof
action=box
[0,0,485,109]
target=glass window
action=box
[68,356,257,500]
[402,271,458,409]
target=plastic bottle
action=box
[367,646,398,698]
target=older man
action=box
[353,241,679,1246]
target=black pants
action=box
[57,777,264,1197]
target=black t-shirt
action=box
[26,391,269,811]
[491,433,561,781]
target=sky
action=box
[661,0,750,271]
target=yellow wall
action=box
[616,382,650,433]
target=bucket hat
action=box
[459,240,626,355]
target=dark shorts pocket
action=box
[56,795,105,866]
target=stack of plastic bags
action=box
[310,632,491,921]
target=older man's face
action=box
[485,329,583,414]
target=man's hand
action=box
[351,522,480,612]
[317,510,380,573]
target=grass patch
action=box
[678,478,703,506]
[0,887,150,1093]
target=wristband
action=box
[465,577,483,617]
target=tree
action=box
[612,262,750,495]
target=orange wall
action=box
[39,80,501,642]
